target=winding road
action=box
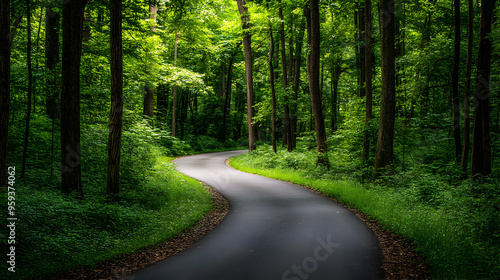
[128,150,382,280]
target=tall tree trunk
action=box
[61,0,87,197]
[471,0,496,177]
[363,0,373,163]
[461,0,473,175]
[0,0,11,188]
[107,0,123,201]
[268,12,277,153]
[45,4,60,120]
[149,2,158,31]
[237,0,256,151]
[21,0,33,179]
[279,2,293,151]
[291,11,306,149]
[307,0,329,166]
[374,0,396,177]
[451,0,462,163]
[222,50,238,142]
[355,3,366,97]
[172,31,178,138]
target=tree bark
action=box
[363,0,373,163]
[451,0,462,163]
[279,2,292,151]
[268,11,277,153]
[307,0,329,166]
[107,0,123,201]
[172,31,178,137]
[61,0,87,197]
[21,0,33,179]
[461,0,473,175]
[45,3,60,119]
[373,0,396,178]
[291,10,306,149]
[0,0,10,188]
[237,0,256,151]
[355,3,366,97]
[143,86,155,118]
[471,0,496,177]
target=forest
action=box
[0,0,499,279]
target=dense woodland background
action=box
[0,0,499,279]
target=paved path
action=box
[128,150,382,280]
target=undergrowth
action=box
[0,118,216,280]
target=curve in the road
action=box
[128,150,382,280]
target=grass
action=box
[0,154,213,280]
[229,146,500,279]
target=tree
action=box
[45,2,60,119]
[60,0,87,197]
[461,0,473,175]
[451,0,461,163]
[237,0,256,151]
[0,0,10,188]
[21,0,33,179]
[143,86,155,118]
[362,0,373,163]
[172,31,179,137]
[306,0,329,166]
[279,1,292,151]
[107,0,123,200]
[471,0,497,177]
[268,6,277,153]
[373,0,396,177]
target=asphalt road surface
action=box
[128,150,382,280]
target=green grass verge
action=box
[229,151,500,279]
[0,155,212,280]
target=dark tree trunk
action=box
[307,0,329,166]
[355,3,366,97]
[291,11,306,149]
[374,0,396,177]
[451,0,462,164]
[107,0,123,201]
[143,86,155,118]
[363,0,373,163]
[461,0,473,175]
[268,11,277,153]
[237,0,256,151]
[330,57,341,132]
[61,0,87,197]
[279,2,292,151]
[222,49,238,142]
[471,0,496,177]
[0,0,10,188]
[45,4,60,119]
[21,0,33,179]
[172,31,178,137]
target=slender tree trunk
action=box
[451,0,462,164]
[291,11,306,149]
[222,51,237,142]
[356,3,366,97]
[374,0,396,178]
[172,31,178,137]
[149,3,158,31]
[45,4,60,119]
[471,0,496,177]
[307,0,329,166]
[268,12,277,153]
[21,0,33,179]
[61,0,87,197]
[363,0,373,163]
[0,0,11,188]
[461,0,473,175]
[107,0,123,201]
[279,2,292,151]
[237,0,256,151]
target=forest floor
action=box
[54,183,429,280]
